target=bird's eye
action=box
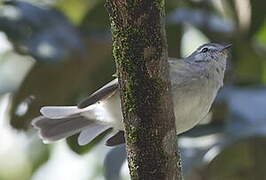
[201,47,209,53]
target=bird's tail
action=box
[32,106,110,145]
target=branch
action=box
[105,0,182,179]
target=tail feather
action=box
[78,124,109,145]
[32,105,112,145]
[40,106,83,119]
[32,115,95,143]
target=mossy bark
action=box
[105,0,182,179]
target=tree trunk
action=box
[105,0,182,179]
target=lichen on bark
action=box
[105,0,182,179]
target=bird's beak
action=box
[220,44,232,51]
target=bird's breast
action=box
[172,77,219,134]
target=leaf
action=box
[249,0,266,37]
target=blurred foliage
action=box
[0,1,87,62]
[0,0,266,179]
[203,138,266,180]
[27,140,51,177]
[56,0,101,24]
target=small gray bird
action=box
[32,43,231,146]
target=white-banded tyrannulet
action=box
[32,43,231,146]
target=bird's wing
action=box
[168,59,205,88]
[77,79,119,108]
[78,59,200,109]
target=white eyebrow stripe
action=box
[198,45,216,52]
